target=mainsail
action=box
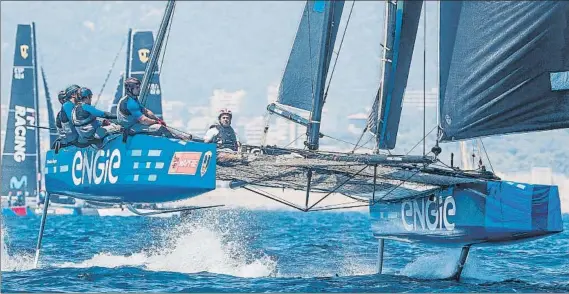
[439,1,569,142]
[1,24,40,196]
[276,0,344,150]
[373,0,423,150]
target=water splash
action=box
[1,218,34,272]
[58,210,278,278]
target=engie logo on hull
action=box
[401,196,456,231]
[168,152,202,175]
[72,149,121,186]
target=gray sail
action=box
[1,24,39,196]
[374,0,423,150]
[439,1,569,142]
[277,1,344,112]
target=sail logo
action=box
[72,149,121,186]
[200,151,212,177]
[401,195,456,231]
[13,105,35,162]
[168,152,201,175]
[138,48,150,63]
[9,176,28,190]
[13,67,25,79]
[20,44,29,59]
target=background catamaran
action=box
[35,0,566,280]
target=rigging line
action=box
[370,168,422,205]
[351,126,368,153]
[423,0,427,157]
[94,37,127,107]
[323,0,356,103]
[309,199,367,211]
[352,135,375,154]
[306,165,369,211]
[479,138,495,172]
[310,203,370,212]
[322,134,374,151]
[283,132,305,148]
[405,125,438,156]
[243,186,306,212]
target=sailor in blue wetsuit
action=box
[116,77,191,140]
[55,85,81,146]
[72,87,121,142]
[204,108,240,151]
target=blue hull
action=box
[370,180,563,246]
[44,135,216,203]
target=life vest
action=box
[117,95,143,128]
[211,124,238,151]
[58,105,78,143]
[72,103,99,139]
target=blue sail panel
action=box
[439,1,569,142]
[376,1,423,149]
[1,24,39,196]
[130,31,163,118]
[109,74,124,114]
[277,1,344,112]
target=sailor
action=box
[204,108,240,151]
[116,77,191,140]
[55,85,81,146]
[72,87,121,142]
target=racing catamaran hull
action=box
[370,181,563,246]
[44,135,216,204]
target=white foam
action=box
[57,210,278,278]
[1,218,34,272]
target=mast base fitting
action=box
[431,145,442,157]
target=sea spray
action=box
[1,217,34,272]
[59,209,278,278]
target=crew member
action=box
[72,87,121,142]
[204,108,240,151]
[116,77,191,140]
[56,85,81,146]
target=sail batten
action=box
[439,1,569,142]
[1,24,40,196]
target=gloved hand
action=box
[157,119,167,127]
[102,119,111,126]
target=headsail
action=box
[1,24,39,196]
[439,1,569,142]
[373,0,423,149]
[277,1,344,113]
[40,67,58,145]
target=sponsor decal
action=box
[138,48,150,63]
[46,159,57,164]
[13,105,35,162]
[401,195,456,231]
[200,151,212,177]
[72,149,121,186]
[20,44,29,59]
[9,176,27,190]
[168,152,202,175]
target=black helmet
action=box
[64,84,81,99]
[124,77,141,96]
[57,90,67,104]
[77,87,93,102]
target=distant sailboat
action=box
[109,29,163,118]
[1,23,42,215]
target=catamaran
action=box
[36,0,566,281]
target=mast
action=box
[124,28,132,96]
[32,22,41,193]
[140,0,175,106]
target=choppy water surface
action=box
[2,210,568,292]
